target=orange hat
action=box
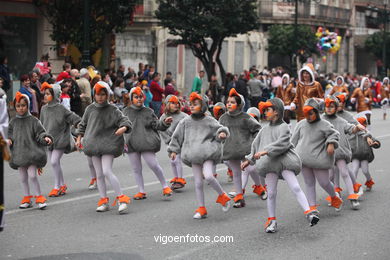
[189,92,202,102]
[336,94,346,103]
[258,101,273,114]
[94,81,110,95]
[15,91,28,103]
[303,105,314,117]
[229,88,240,97]
[132,86,143,97]
[168,95,179,104]
[325,97,336,107]
[40,82,52,92]
[213,105,223,118]
[357,117,367,125]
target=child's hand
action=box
[355,124,366,132]
[115,126,127,136]
[254,151,267,160]
[241,160,250,170]
[45,137,52,145]
[327,143,335,155]
[170,152,177,161]
[218,132,227,140]
[367,137,374,146]
[164,117,173,124]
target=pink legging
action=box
[91,155,123,198]
[87,156,97,179]
[170,154,184,179]
[47,149,65,189]
[18,165,41,196]
[301,166,336,207]
[242,164,264,189]
[192,160,225,207]
[227,160,243,195]
[350,159,371,181]
[265,170,310,218]
[127,152,168,193]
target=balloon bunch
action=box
[315,27,342,62]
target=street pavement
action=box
[1,109,390,260]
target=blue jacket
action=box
[19,86,33,112]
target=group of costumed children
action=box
[7,74,381,233]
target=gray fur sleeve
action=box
[35,120,52,146]
[167,120,185,154]
[264,125,291,157]
[324,123,340,149]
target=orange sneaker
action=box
[348,193,360,210]
[264,217,277,233]
[233,193,245,208]
[48,188,60,197]
[330,196,343,211]
[59,184,67,195]
[133,192,147,200]
[163,187,173,197]
[176,178,187,185]
[353,183,363,194]
[216,193,231,207]
[365,179,375,191]
[252,185,266,197]
[193,206,207,219]
[169,177,178,183]
[113,194,131,214]
[35,195,47,209]
[309,205,319,212]
[96,197,109,212]
[19,196,33,209]
[304,209,320,226]
[88,178,97,190]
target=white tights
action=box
[18,165,41,196]
[301,167,336,207]
[242,164,264,189]
[265,170,310,218]
[350,159,371,181]
[192,160,225,207]
[91,155,123,198]
[128,152,168,193]
[47,149,65,189]
[87,156,97,179]
[170,154,183,179]
[334,160,355,195]
[227,160,243,195]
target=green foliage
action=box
[365,31,390,63]
[156,0,259,82]
[268,24,319,62]
[33,0,139,55]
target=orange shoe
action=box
[348,193,360,209]
[233,193,245,208]
[88,178,97,190]
[335,187,343,194]
[133,192,147,200]
[365,179,375,191]
[169,177,178,183]
[163,187,173,197]
[48,188,60,197]
[304,209,320,226]
[96,197,109,212]
[347,193,359,200]
[176,178,187,185]
[113,194,131,214]
[325,196,331,203]
[252,185,266,197]
[264,217,277,233]
[19,196,33,209]
[35,195,47,209]
[353,183,362,193]
[59,184,67,195]
[216,193,231,206]
[309,205,319,212]
[193,206,207,219]
[330,196,343,211]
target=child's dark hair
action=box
[229,95,241,105]
[13,95,28,108]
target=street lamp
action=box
[81,0,91,67]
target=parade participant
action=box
[329,76,349,96]
[291,98,343,212]
[160,94,189,190]
[168,92,231,219]
[123,87,173,200]
[378,77,389,120]
[351,77,373,126]
[219,88,261,208]
[8,92,53,209]
[350,117,381,191]
[213,102,233,182]
[290,64,324,121]
[322,96,366,209]
[76,81,132,213]
[276,73,295,126]
[242,98,319,233]
[40,82,81,197]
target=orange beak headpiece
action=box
[229,88,240,98]
[325,97,336,107]
[15,91,28,104]
[213,105,223,118]
[303,105,314,117]
[336,94,346,103]
[189,92,202,102]
[40,82,52,93]
[94,82,109,95]
[168,95,179,104]
[258,101,273,114]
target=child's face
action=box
[16,98,28,115]
[168,102,179,113]
[337,102,345,111]
[226,97,238,112]
[95,91,108,104]
[264,107,278,121]
[302,71,311,82]
[337,78,342,85]
[44,89,53,103]
[132,93,144,107]
[364,80,370,89]
[190,99,202,114]
[325,103,337,115]
[305,110,317,123]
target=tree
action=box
[155,0,259,85]
[365,31,390,69]
[33,0,139,65]
[268,24,319,73]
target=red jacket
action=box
[150,80,164,101]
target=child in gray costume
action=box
[242,98,318,233]
[8,92,53,210]
[40,82,81,197]
[168,92,232,219]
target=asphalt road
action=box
[1,109,390,260]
